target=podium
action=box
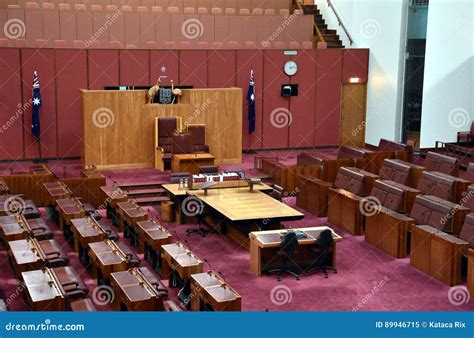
[81,88,242,169]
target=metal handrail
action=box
[327,0,353,45]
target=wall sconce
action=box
[349,77,361,83]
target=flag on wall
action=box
[31,70,41,141]
[247,69,255,134]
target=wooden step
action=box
[117,181,167,190]
[132,196,170,206]
[322,34,340,42]
[124,188,166,196]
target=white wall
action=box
[419,0,473,148]
[315,0,408,146]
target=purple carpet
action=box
[1,150,473,311]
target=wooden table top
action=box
[163,181,273,197]
[117,201,140,212]
[71,217,106,239]
[44,182,69,196]
[100,186,128,201]
[22,269,63,303]
[111,268,160,302]
[191,271,240,308]
[56,198,83,215]
[162,242,202,268]
[250,226,342,248]
[136,220,172,241]
[173,153,215,161]
[0,215,46,238]
[9,238,63,265]
[89,241,127,266]
[187,188,304,222]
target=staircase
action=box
[302,4,344,48]
[118,181,170,206]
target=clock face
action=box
[284,61,298,76]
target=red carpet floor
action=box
[1,150,473,311]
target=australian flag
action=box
[31,71,41,141]
[247,69,255,134]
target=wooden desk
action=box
[327,188,364,235]
[296,175,332,217]
[135,220,173,258]
[190,271,241,311]
[111,267,165,311]
[100,186,128,222]
[410,225,468,286]
[162,182,273,224]
[188,188,304,249]
[249,226,342,276]
[88,240,133,285]
[116,201,148,235]
[161,242,203,281]
[171,153,215,174]
[43,182,70,206]
[71,217,108,266]
[21,268,66,311]
[56,198,85,232]
[0,214,50,242]
[8,238,69,276]
[364,206,415,258]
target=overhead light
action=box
[349,77,361,83]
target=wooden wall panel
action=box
[55,49,88,158]
[21,49,57,159]
[61,176,106,208]
[179,50,208,88]
[150,50,180,86]
[262,50,289,149]
[82,88,242,168]
[0,49,23,160]
[289,49,316,148]
[342,49,369,84]
[236,50,264,150]
[315,49,343,147]
[207,51,236,88]
[88,50,120,90]
[119,50,150,86]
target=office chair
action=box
[305,229,337,278]
[270,185,284,201]
[267,232,300,282]
[185,205,211,237]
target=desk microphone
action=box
[203,258,224,279]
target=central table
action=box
[187,188,304,249]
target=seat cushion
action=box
[379,158,411,186]
[22,200,41,219]
[459,213,474,248]
[417,171,455,201]
[423,151,459,176]
[334,167,366,196]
